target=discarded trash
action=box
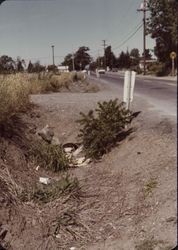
[39,177,50,185]
[78,158,91,167]
[36,165,40,171]
[73,145,83,157]
[63,143,78,151]
[70,247,76,250]
[64,147,73,153]
[55,234,61,239]
[75,157,85,165]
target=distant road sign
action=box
[170,52,176,59]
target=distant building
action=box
[57,65,69,72]
[139,59,157,69]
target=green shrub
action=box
[29,140,70,172]
[147,62,168,76]
[77,99,133,159]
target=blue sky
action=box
[0,0,155,65]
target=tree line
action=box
[0,56,58,74]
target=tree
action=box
[16,57,25,72]
[47,64,58,72]
[147,0,177,67]
[105,46,117,69]
[28,61,46,73]
[117,50,131,69]
[74,46,91,71]
[142,49,152,60]
[0,0,6,5]
[130,48,140,59]
[62,46,92,71]
[27,61,33,73]
[130,48,140,66]
[62,53,73,71]
[32,61,45,73]
[0,55,16,74]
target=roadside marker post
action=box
[123,70,136,110]
[170,52,176,76]
[96,69,100,78]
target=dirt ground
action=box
[0,78,176,250]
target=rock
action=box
[39,177,50,185]
[51,136,60,145]
[37,125,54,143]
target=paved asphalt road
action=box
[91,72,177,117]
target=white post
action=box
[172,58,175,76]
[127,71,132,110]
[123,70,136,110]
[123,71,131,110]
[96,69,100,78]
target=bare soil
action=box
[0,79,176,250]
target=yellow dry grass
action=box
[0,74,30,124]
[0,72,85,124]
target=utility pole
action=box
[137,0,147,75]
[97,50,100,68]
[72,53,75,71]
[102,40,107,70]
[51,45,55,65]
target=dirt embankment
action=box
[0,78,176,250]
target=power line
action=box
[112,23,143,51]
[89,21,143,58]
[111,21,142,48]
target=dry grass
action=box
[0,74,30,125]
[28,71,86,94]
[0,165,23,205]
[0,72,86,125]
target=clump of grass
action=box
[20,175,80,204]
[135,239,157,250]
[144,178,158,198]
[135,239,170,250]
[29,140,70,172]
[77,99,133,159]
[28,72,85,93]
[0,166,23,206]
[0,74,30,125]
